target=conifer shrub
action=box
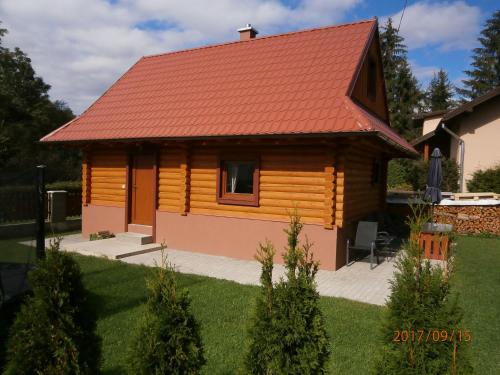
[374,204,473,374]
[127,248,205,374]
[3,239,101,374]
[245,213,330,374]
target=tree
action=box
[245,213,330,374]
[0,21,79,183]
[127,249,205,374]
[458,10,500,100]
[374,204,473,374]
[425,69,455,111]
[380,18,423,140]
[3,239,101,374]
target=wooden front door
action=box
[130,154,155,225]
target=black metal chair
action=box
[346,221,394,269]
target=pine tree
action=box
[245,213,330,374]
[3,239,101,374]
[425,69,455,111]
[127,249,205,374]
[380,18,422,140]
[458,10,500,100]
[374,204,473,374]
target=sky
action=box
[0,0,497,114]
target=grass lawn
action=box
[1,235,499,374]
[452,236,500,375]
[0,238,37,264]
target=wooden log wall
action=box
[82,152,91,205]
[89,149,127,207]
[158,147,183,212]
[342,144,387,224]
[184,146,333,226]
[334,151,345,227]
[83,138,392,227]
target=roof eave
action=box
[41,130,417,157]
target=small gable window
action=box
[367,57,377,101]
[217,156,259,206]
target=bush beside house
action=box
[245,214,330,374]
[467,164,500,193]
[3,240,101,374]
[388,158,459,192]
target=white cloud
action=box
[409,60,439,86]
[382,1,481,51]
[0,0,360,114]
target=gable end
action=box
[350,28,389,123]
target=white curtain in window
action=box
[230,164,239,193]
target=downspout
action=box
[440,123,465,192]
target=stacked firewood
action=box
[433,205,500,235]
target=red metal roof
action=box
[41,19,416,155]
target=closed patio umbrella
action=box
[424,148,442,224]
[424,148,443,204]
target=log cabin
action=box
[41,19,417,270]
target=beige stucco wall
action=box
[422,116,443,135]
[449,96,500,191]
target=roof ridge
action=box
[142,18,377,60]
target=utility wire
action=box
[397,0,408,33]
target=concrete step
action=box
[61,238,163,260]
[115,232,153,245]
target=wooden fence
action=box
[0,189,82,224]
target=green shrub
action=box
[387,159,413,190]
[245,213,330,374]
[388,158,459,192]
[127,248,205,374]
[373,204,473,374]
[3,239,101,374]
[467,164,500,193]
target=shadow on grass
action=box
[87,289,147,321]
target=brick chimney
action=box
[237,24,258,41]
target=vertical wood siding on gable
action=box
[351,33,388,122]
[89,150,127,207]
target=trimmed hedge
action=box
[467,164,500,193]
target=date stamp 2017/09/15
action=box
[393,329,472,344]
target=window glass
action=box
[224,161,255,194]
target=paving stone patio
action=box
[24,234,398,306]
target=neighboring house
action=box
[42,19,415,270]
[412,87,500,192]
